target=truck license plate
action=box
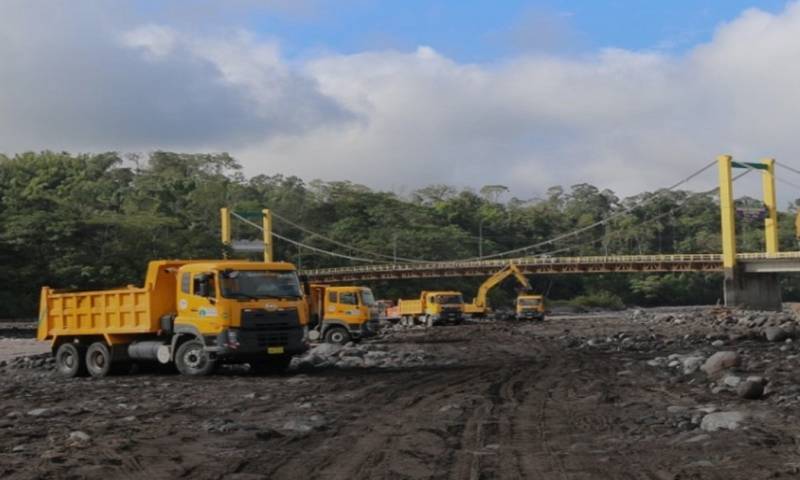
[267,346,285,354]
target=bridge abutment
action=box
[723,267,782,311]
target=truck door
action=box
[426,294,437,315]
[176,272,222,334]
[338,291,360,323]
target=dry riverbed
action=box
[2,307,800,479]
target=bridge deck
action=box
[302,252,800,282]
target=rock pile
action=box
[0,353,53,372]
[291,342,450,370]
[630,307,799,336]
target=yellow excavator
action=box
[464,263,538,318]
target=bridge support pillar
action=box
[724,267,782,311]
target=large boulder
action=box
[700,351,740,376]
[311,343,343,358]
[737,380,764,400]
[764,327,789,342]
[700,411,747,432]
[681,356,705,375]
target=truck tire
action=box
[250,355,292,375]
[324,326,350,345]
[175,340,215,376]
[86,342,112,378]
[55,342,87,378]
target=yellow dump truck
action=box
[464,263,531,318]
[307,284,379,344]
[516,294,545,321]
[38,260,309,378]
[398,291,465,327]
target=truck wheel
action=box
[55,343,87,378]
[86,342,112,378]
[250,355,292,375]
[325,327,350,345]
[175,340,215,376]
[425,315,434,328]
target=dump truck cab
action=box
[308,284,379,344]
[176,261,309,361]
[399,290,465,327]
[424,291,465,323]
[516,294,545,321]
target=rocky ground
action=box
[3,307,800,479]
[0,322,48,362]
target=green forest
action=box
[1,151,799,317]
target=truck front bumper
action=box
[517,311,544,320]
[347,320,380,339]
[207,327,308,359]
[432,312,463,325]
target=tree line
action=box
[1,151,798,317]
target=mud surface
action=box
[2,310,800,479]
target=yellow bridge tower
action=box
[717,155,782,310]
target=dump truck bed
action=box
[37,261,183,341]
[398,299,423,316]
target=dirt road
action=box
[1,312,799,479]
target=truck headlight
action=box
[226,329,240,349]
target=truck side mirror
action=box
[299,274,310,295]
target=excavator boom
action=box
[467,263,531,314]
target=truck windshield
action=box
[360,289,376,306]
[518,298,541,306]
[436,294,463,304]
[220,270,302,299]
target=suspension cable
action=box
[458,160,719,261]
[230,211,379,264]
[525,168,753,258]
[269,210,429,263]
[776,176,800,192]
[776,161,800,177]
[520,169,752,256]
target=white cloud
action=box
[2,1,800,201]
[121,24,179,59]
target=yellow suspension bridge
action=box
[222,155,800,311]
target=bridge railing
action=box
[302,252,800,277]
[303,253,727,275]
[736,252,800,260]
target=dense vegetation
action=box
[1,151,798,317]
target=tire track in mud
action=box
[262,365,492,479]
[261,325,550,480]
[264,324,638,480]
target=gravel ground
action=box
[2,308,800,479]
[0,322,48,362]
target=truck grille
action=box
[255,332,290,347]
[241,309,300,347]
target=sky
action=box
[1,0,799,201]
